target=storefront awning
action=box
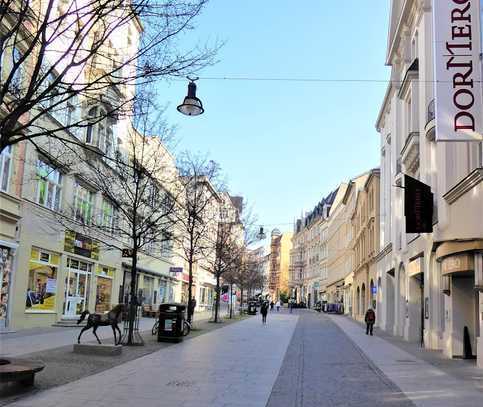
[436,240,483,261]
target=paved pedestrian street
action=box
[5,310,483,407]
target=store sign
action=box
[441,253,475,275]
[433,0,483,141]
[64,230,99,260]
[408,257,423,277]
[404,175,433,233]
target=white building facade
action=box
[376,0,483,366]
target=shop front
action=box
[0,243,16,331]
[437,240,483,362]
[95,265,114,313]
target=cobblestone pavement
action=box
[266,310,413,407]
[4,310,482,407]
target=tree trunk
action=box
[187,253,194,323]
[214,274,220,323]
[127,246,138,345]
[229,283,233,319]
[240,288,244,316]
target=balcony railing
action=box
[427,99,435,124]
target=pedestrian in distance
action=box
[261,301,269,324]
[289,298,293,314]
[270,301,274,311]
[275,300,281,312]
[365,308,376,335]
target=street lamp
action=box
[257,226,266,240]
[177,77,204,116]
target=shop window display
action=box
[26,248,59,312]
[95,265,114,313]
[0,247,12,328]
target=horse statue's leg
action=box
[78,323,91,344]
[92,325,102,344]
[115,323,122,345]
[111,324,117,345]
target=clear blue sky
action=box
[158,0,391,236]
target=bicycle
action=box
[151,319,191,336]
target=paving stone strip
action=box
[266,311,414,407]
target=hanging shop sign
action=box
[404,175,433,233]
[64,230,99,260]
[432,0,483,141]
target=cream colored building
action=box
[326,173,370,309]
[350,169,380,322]
[376,0,483,366]
[0,2,186,330]
[289,190,336,306]
[268,230,293,300]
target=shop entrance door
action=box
[63,258,92,318]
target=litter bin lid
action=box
[159,303,186,312]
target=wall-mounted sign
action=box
[169,267,183,274]
[433,0,482,141]
[404,175,433,233]
[64,230,99,260]
[441,253,474,275]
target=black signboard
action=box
[64,230,99,259]
[404,175,433,233]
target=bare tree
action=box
[202,219,242,323]
[174,152,222,323]
[47,99,180,345]
[0,0,217,153]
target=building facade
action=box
[376,0,483,366]
[268,230,293,300]
[350,169,381,322]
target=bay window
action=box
[36,159,62,211]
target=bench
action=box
[0,358,45,387]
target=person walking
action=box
[289,298,293,313]
[364,308,376,335]
[261,301,269,324]
[275,300,281,312]
[270,301,274,311]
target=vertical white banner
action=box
[433,0,483,141]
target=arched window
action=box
[85,105,115,157]
[361,283,366,315]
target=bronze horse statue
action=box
[77,304,124,345]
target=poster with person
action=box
[26,249,58,312]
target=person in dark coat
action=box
[365,308,376,335]
[261,301,269,324]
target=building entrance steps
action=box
[329,314,483,407]
[6,313,298,407]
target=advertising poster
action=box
[26,262,57,312]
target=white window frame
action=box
[36,159,63,211]
[100,198,117,234]
[0,145,13,193]
[73,181,94,225]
